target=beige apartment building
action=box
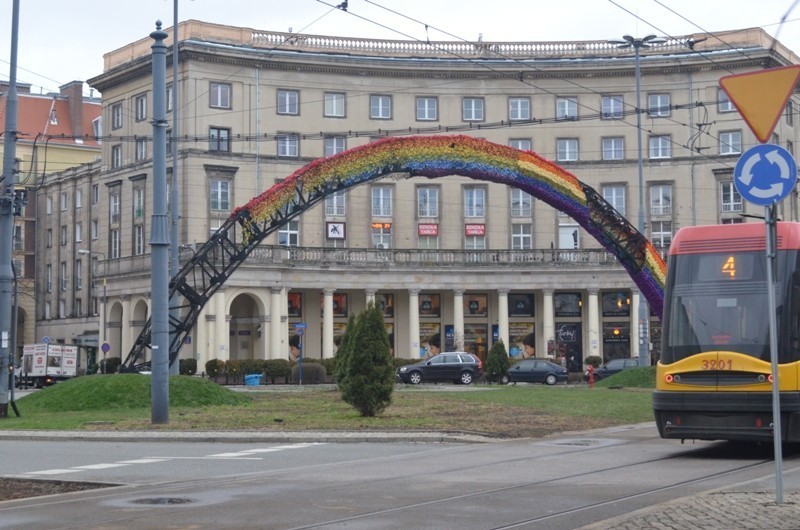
[33,21,800,372]
[0,81,101,355]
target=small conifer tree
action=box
[485,339,510,383]
[340,302,394,417]
[334,314,358,391]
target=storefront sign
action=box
[418,223,439,236]
[465,224,485,236]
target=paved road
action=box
[2,422,800,529]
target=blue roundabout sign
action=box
[734,144,797,206]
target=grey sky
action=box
[1,0,799,96]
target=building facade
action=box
[0,81,101,357]
[34,21,800,372]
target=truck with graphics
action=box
[19,343,78,387]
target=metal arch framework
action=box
[121,135,666,370]
[121,177,336,371]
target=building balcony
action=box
[97,246,627,284]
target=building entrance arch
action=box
[122,135,666,370]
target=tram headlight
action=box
[757,374,766,383]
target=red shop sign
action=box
[465,224,485,236]
[418,223,439,236]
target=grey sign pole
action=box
[0,0,20,418]
[150,22,170,424]
[765,204,783,503]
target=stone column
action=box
[453,289,464,350]
[542,289,554,357]
[205,313,216,364]
[365,289,376,307]
[587,289,600,359]
[215,291,228,360]
[196,304,207,367]
[323,288,335,359]
[121,295,132,359]
[409,289,420,358]
[270,287,282,360]
[631,291,641,361]
[498,289,509,351]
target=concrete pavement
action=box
[4,386,800,528]
[1,428,798,529]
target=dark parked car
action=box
[397,352,483,385]
[584,358,639,382]
[508,359,568,385]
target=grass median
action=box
[3,370,656,438]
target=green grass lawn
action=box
[2,368,657,438]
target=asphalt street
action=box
[4,385,800,528]
[1,420,800,529]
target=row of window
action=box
[110,82,798,130]
[45,171,744,263]
[325,181,743,224]
[274,89,734,123]
[114,128,749,165]
[104,85,795,169]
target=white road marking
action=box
[242,443,320,453]
[73,463,130,470]
[25,469,83,475]
[21,444,322,476]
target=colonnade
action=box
[107,287,648,368]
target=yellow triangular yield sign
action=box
[719,65,800,143]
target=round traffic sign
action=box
[101,342,111,353]
[42,336,50,344]
[734,144,797,206]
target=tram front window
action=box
[661,250,779,363]
[665,289,770,363]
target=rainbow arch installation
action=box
[124,135,667,368]
[238,134,666,316]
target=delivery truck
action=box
[19,343,78,388]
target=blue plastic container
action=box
[244,373,262,386]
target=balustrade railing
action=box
[250,31,687,59]
[240,246,622,268]
[100,246,635,285]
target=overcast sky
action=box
[2,0,800,96]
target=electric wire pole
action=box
[0,0,21,418]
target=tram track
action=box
[4,434,797,529]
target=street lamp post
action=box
[610,35,664,367]
[78,249,106,373]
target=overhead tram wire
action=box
[612,0,755,72]
[316,0,743,168]
[338,0,751,165]
[164,5,344,130]
[638,0,800,149]
[32,89,748,179]
[651,0,793,63]
[38,2,774,172]
[364,0,800,158]
[357,0,727,128]
[768,0,800,57]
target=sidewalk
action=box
[580,490,800,530]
